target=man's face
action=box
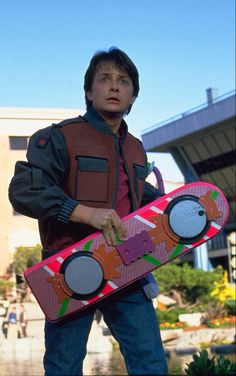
[86,63,136,117]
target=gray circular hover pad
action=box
[168,199,207,239]
[64,255,104,295]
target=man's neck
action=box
[96,110,124,134]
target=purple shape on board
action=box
[117,231,154,265]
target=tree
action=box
[153,262,224,307]
[13,244,42,275]
[0,278,14,298]
[12,244,42,300]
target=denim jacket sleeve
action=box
[8,125,78,223]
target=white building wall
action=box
[0,106,184,276]
[0,107,82,275]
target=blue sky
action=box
[0,0,235,181]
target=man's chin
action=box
[101,109,125,117]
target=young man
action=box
[9,48,168,375]
[19,304,28,338]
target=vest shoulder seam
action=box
[55,116,86,128]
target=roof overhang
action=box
[142,92,236,232]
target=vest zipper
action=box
[112,134,120,209]
[120,139,137,211]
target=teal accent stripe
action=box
[211,190,219,200]
[84,240,93,251]
[143,254,162,266]
[169,244,184,260]
[58,298,70,318]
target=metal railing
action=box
[142,89,236,135]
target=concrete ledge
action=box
[175,346,199,355]
[211,344,236,354]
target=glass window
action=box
[9,136,28,150]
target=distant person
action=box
[7,306,18,339]
[9,47,167,375]
[1,319,8,338]
[19,304,28,338]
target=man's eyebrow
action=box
[118,73,130,78]
[98,72,130,78]
[97,72,110,76]
[98,70,129,77]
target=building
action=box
[0,107,82,276]
[0,106,185,277]
[142,89,236,279]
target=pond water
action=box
[1,317,235,376]
[0,341,235,376]
[84,350,235,375]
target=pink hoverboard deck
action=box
[24,182,229,322]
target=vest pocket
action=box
[75,156,109,202]
[133,164,148,200]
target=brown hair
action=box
[84,47,139,114]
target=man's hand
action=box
[70,204,128,246]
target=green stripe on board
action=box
[115,235,123,244]
[143,254,162,266]
[84,239,93,251]
[169,244,184,259]
[211,190,219,200]
[58,298,70,318]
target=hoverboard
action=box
[24,182,229,322]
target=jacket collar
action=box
[82,107,128,139]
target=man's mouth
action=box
[106,97,120,102]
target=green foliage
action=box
[153,262,224,305]
[13,244,42,275]
[185,350,215,375]
[214,354,236,375]
[203,300,228,323]
[185,350,236,375]
[157,308,188,323]
[0,278,14,298]
[224,300,236,316]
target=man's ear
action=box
[86,91,92,101]
[130,96,136,105]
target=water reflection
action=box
[0,339,44,376]
[86,350,187,375]
[87,350,235,376]
[0,338,235,375]
[0,341,207,376]
[85,350,127,375]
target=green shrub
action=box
[13,244,42,274]
[0,278,14,298]
[224,300,236,316]
[153,263,224,306]
[185,350,236,375]
[156,308,188,324]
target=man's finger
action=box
[117,222,128,241]
[103,231,112,246]
[111,216,128,240]
[107,222,117,246]
[101,221,114,245]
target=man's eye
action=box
[121,79,129,85]
[100,77,107,83]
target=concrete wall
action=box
[0,107,82,275]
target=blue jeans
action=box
[44,284,168,375]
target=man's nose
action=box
[110,80,119,91]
